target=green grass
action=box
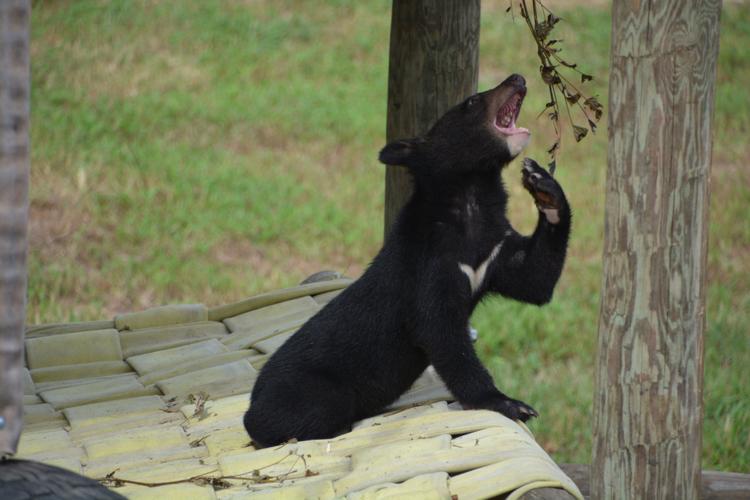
[29,0,749,471]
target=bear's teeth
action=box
[502,114,511,127]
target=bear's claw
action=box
[521,158,565,224]
[479,395,539,423]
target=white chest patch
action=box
[542,207,560,224]
[459,242,504,295]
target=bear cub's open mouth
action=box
[494,88,528,137]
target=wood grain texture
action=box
[383,0,480,235]
[592,1,722,499]
[0,0,30,457]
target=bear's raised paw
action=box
[521,158,565,224]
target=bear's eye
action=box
[464,96,479,109]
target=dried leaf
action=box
[588,119,598,133]
[189,391,210,420]
[190,437,207,448]
[547,141,560,155]
[209,478,232,490]
[535,22,554,41]
[573,125,588,142]
[565,92,581,104]
[541,66,561,85]
[584,96,603,120]
[584,96,601,109]
[581,73,593,83]
[548,160,557,176]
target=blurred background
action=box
[28,0,748,470]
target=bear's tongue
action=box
[495,91,529,135]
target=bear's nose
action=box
[503,74,526,87]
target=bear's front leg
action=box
[414,275,538,422]
[488,158,571,305]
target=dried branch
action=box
[508,0,604,174]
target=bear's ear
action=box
[378,137,424,167]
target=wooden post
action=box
[593,1,722,499]
[0,0,30,457]
[383,0,480,235]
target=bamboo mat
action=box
[18,275,582,500]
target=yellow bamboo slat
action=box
[208,279,351,321]
[449,456,584,500]
[127,339,228,375]
[25,329,122,369]
[30,360,133,383]
[353,401,449,430]
[63,395,168,429]
[216,476,338,500]
[81,424,190,461]
[119,321,229,358]
[138,350,258,386]
[251,330,298,354]
[219,447,350,481]
[222,296,319,333]
[221,315,309,351]
[116,483,217,500]
[311,289,343,306]
[350,435,451,469]
[180,392,250,422]
[16,428,74,456]
[155,360,257,399]
[25,320,116,338]
[22,394,42,405]
[68,410,186,441]
[111,457,220,483]
[39,374,159,410]
[347,472,451,500]
[84,445,210,479]
[21,367,35,395]
[115,304,208,331]
[202,427,253,456]
[22,402,64,426]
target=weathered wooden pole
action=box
[383,0,480,235]
[0,0,30,457]
[593,1,722,499]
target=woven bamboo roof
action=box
[17,274,583,499]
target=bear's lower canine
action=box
[244,74,571,447]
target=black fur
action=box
[244,74,571,447]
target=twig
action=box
[509,0,604,172]
[98,450,306,490]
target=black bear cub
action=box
[244,74,571,447]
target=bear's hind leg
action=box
[244,375,356,448]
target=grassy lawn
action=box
[29,0,749,471]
